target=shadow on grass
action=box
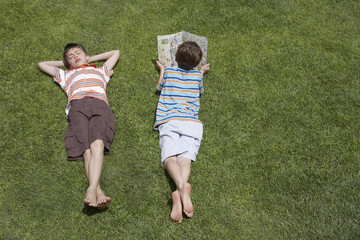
[164,169,176,216]
[164,169,177,192]
[82,205,109,216]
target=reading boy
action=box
[155,41,210,222]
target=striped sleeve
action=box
[157,80,164,91]
[157,68,169,91]
[199,76,204,93]
[53,67,66,90]
[100,64,114,83]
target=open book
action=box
[157,31,208,69]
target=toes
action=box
[183,210,194,218]
[97,199,106,206]
[170,214,183,223]
[84,198,95,206]
[182,184,194,218]
[172,217,182,223]
[96,196,111,209]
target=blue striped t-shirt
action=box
[154,67,204,129]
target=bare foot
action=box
[180,183,194,218]
[96,189,111,210]
[84,188,97,207]
[170,190,183,223]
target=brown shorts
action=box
[64,97,116,160]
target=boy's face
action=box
[66,47,89,68]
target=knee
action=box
[83,149,91,160]
[178,157,191,166]
[164,156,178,167]
[90,139,104,151]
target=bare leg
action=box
[164,156,184,190]
[178,157,193,217]
[83,139,110,208]
[83,149,96,206]
[164,156,183,222]
[83,149,91,179]
[84,148,111,209]
[164,156,194,220]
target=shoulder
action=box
[164,67,177,73]
[99,64,114,76]
[64,68,77,74]
[165,68,202,80]
[181,69,202,79]
[62,67,93,76]
[163,67,179,78]
[165,67,200,75]
[55,67,69,77]
[188,69,201,74]
[177,67,201,75]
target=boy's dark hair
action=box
[63,43,87,68]
[175,41,203,71]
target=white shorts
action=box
[158,120,203,165]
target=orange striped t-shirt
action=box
[53,64,114,115]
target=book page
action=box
[182,31,208,68]
[158,31,208,69]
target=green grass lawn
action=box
[1,0,360,239]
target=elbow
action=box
[112,50,120,62]
[38,62,44,70]
[114,50,120,58]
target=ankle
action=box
[177,181,185,192]
[87,186,97,193]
